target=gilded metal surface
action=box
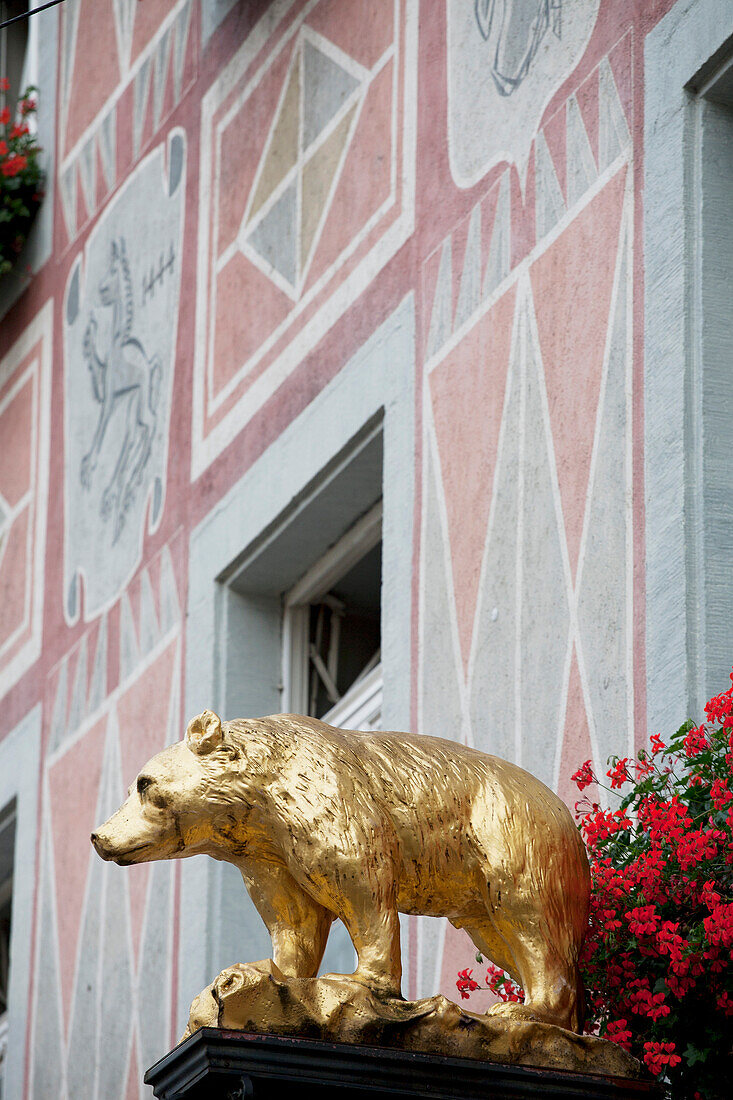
[92,710,591,1041]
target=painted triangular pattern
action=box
[116,641,175,968]
[247,183,298,289]
[88,614,108,714]
[529,167,626,579]
[124,1035,142,1100]
[483,171,510,297]
[598,58,631,171]
[302,38,360,150]
[519,286,571,787]
[117,638,177,792]
[98,107,117,192]
[469,308,522,762]
[138,861,173,1071]
[47,715,107,1021]
[112,0,136,74]
[98,712,135,1099]
[28,825,65,1099]
[577,215,630,769]
[166,646,181,745]
[535,131,566,240]
[67,635,88,738]
[426,238,452,360]
[60,0,82,137]
[300,104,356,274]
[556,648,597,809]
[415,912,448,1001]
[60,163,78,239]
[78,137,97,220]
[419,443,464,737]
[119,590,141,683]
[566,95,597,208]
[158,544,181,632]
[153,26,172,131]
[248,50,300,223]
[430,287,517,672]
[172,0,192,102]
[48,660,68,755]
[454,204,481,331]
[133,57,152,159]
[138,568,160,657]
[65,842,103,1099]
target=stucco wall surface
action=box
[0,0,728,1094]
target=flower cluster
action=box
[455,961,524,1003]
[575,668,733,1098]
[0,81,43,274]
[458,671,733,1096]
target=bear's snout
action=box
[90,830,112,860]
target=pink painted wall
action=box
[0,1,686,1093]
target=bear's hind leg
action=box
[459,917,522,992]
[340,902,402,997]
[487,912,581,1031]
[320,876,402,997]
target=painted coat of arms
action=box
[447,0,600,186]
[63,131,186,622]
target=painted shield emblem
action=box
[447,0,601,186]
[63,131,186,622]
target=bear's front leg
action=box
[238,859,332,979]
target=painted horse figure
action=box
[80,238,161,542]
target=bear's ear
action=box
[185,710,223,755]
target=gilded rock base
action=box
[182,960,642,1079]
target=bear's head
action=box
[91,710,244,865]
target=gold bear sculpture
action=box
[92,710,591,1033]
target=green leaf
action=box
[684,1044,708,1066]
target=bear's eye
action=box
[137,776,153,799]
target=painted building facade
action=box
[0,0,731,1095]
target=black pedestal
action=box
[144,1028,661,1100]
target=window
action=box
[284,502,382,730]
[0,800,16,1097]
[0,3,29,108]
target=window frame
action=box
[644,1,733,732]
[0,707,41,1099]
[283,500,383,725]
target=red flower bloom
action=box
[607,758,631,790]
[571,759,595,791]
[0,78,10,91]
[605,1018,632,1050]
[643,1041,681,1076]
[1,153,27,177]
[0,106,10,126]
[650,733,665,755]
[683,724,709,757]
[455,968,480,1000]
